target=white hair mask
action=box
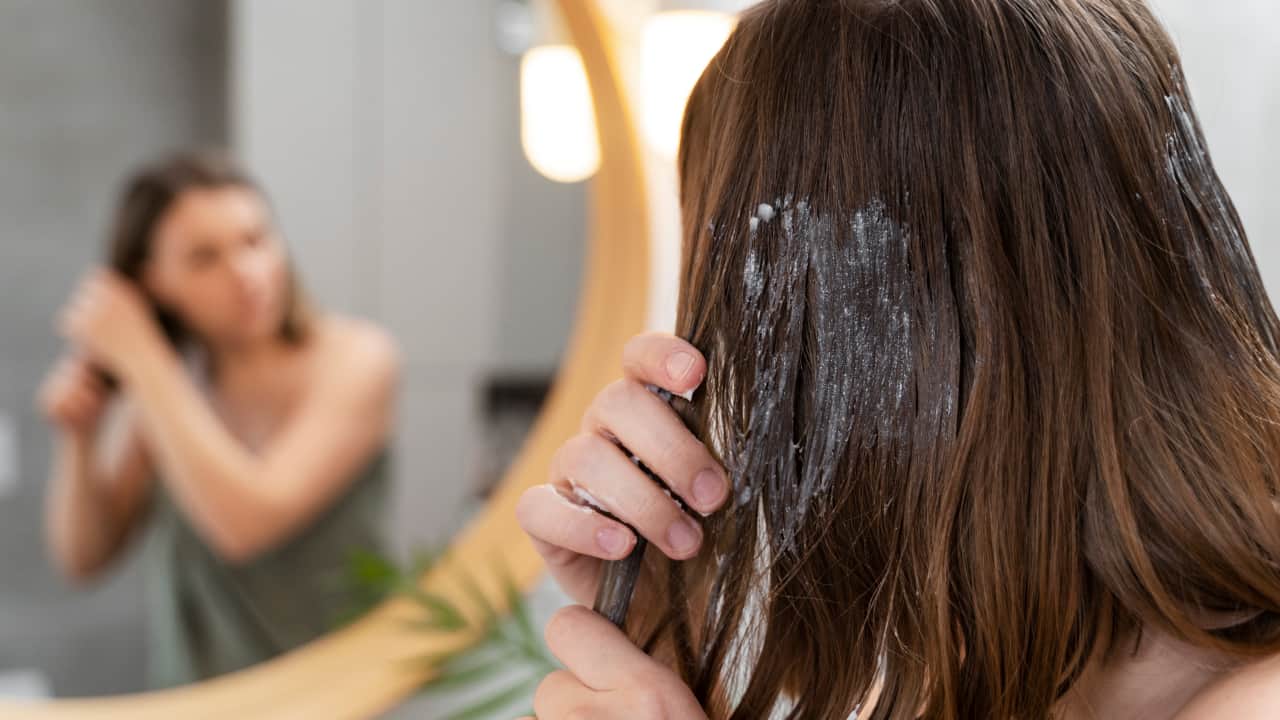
[721,195,913,553]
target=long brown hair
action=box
[107,150,310,347]
[629,1,1280,717]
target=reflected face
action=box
[143,186,290,347]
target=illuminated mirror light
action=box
[520,44,601,183]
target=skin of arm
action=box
[43,412,154,582]
[115,325,400,564]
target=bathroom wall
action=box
[230,0,586,553]
[0,0,228,695]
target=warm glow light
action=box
[520,45,601,183]
[641,10,736,159]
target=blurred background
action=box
[0,0,590,699]
[0,0,1276,712]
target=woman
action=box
[518,0,1280,717]
[38,151,400,688]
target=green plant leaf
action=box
[403,587,468,632]
[333,547,413,626]
[348,548,401,586]
[456,569,499,628]
[339,545,559,716]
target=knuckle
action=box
[656,423,698,470]
[621,333,652,363]
[559,433,604,479]
[629,487,665,524]
[595,378,634,419]
[627,486,660,520]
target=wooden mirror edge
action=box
[0,0,649,716]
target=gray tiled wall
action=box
[0,0,227,696]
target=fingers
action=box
[58,280,100,345]
[66,356,106,389]
[531,610,706,719]
[517,484,636,561]
[65,385,98,420]
[53,384,102,429]
[583,379,728,515]
[58,268,129,338]
[60,357,106,399]
[621,333,706,396]
[38,355,107,428]
[543,605,659,692]
[516,484,633,604]
[520,332,720,613]
[551,433,703,560]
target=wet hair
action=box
[628,0,1280,717]
[107,150,310,346]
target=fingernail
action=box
[692,469,726,510]
[596,526,630,557]
[666,517,701,555]
[666,351,695,382]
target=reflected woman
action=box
[37,152,400,688]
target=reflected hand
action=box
[519,604,707,720]
[58,268,162,378]
[37,354,110,436]
[516,332,729,606]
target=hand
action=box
[58,269,163,378]
[516,333,729,606]
[37,354,110,436]
[521,604,707,720]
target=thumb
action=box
[543,605,659,691]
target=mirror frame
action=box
[0,0,648,716]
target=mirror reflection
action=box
[0,0,583,698]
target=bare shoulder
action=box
[1174,653,1280,720]
[310,315,403,393]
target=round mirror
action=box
[0,0,606,715]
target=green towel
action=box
[143,449,391,688]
